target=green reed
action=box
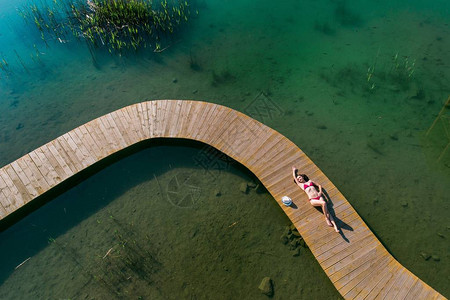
[21,0,191,55]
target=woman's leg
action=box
[309,199,332,226]
[310,199,339,232]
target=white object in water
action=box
[281,196,292,206]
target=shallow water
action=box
[0,0,449,298]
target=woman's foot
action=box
[333,225,340,233]
[325,218,332,227]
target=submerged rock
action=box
[290,240,299,250]
[299,238,306,248]
[258,277,273,297]
[291,229,301,237]
[239,182,249,194]
[420,252,431,260]
[292,248,300,257]
[280,234,288,245]
[247,181,257,188]
[255,184,266,194]
[432,255,440,261]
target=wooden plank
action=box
[0,167,25,208]
[317,231,374,264]
[15,157,46,195]
[299,204,360,240]
[130,103,148,140]
[337,252,391,296]
[223,116,269,158]
[228,119,270,161]
[186,102,209,140]
[171,100,192,137]
[204,108,240,146]
[154,100,169,137]
[10,161,40,198]
[416,288,437,300]
[49,139,80,174]
[322,233,380,272]
[103,113,129,148]
[122,107,143,143]
[76,125,105,159]
[365,263,402,300]
[64,131,95,168]
[168,100,187,137]
[67,130,97,166]
[3,164,32,203]
[0,176,15,213]
[246,133,286,167]
[56,135,85,171]
[84,119,113,156]
[0,173,17,213]
[34,147,64,184]
[393,275,418,300]
[333,251,391,292]
[325,241,381,277]
[193,103,219,142]
[22,153,53,192]
[162,100,174,137]
[184,102,204,139]
[401,277,425,300]
[165,100,183,137]
[148,100,158,137]
[94,116,123,152]
[375,266,408,299]
[96,115,124,150]
[251,138,293,172]
[109,110,136,146]
[72,126,102,160]
[388,269,413,299]
[351,258,397,299]
[140,101,151,139]
[0,199,7,218]
[162,100,180,138]
[196,104,230,144]
[309,217,368,257]
[44,143,74,179]
[28,150,58,187]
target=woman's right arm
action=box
[292,166,299,184]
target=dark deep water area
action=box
[0,0,449,298]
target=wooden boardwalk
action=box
[0,100,445,299]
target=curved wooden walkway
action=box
[0,100,445,299]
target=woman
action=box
[292,166,339,232]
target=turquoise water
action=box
[0,0,449,298]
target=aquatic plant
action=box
[0,57,11,79]
[20,0,192,55]
[391,52,416,85]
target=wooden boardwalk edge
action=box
[0,100,446,300]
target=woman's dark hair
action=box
[300,174,309,182]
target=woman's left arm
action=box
[317,183,323,196]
